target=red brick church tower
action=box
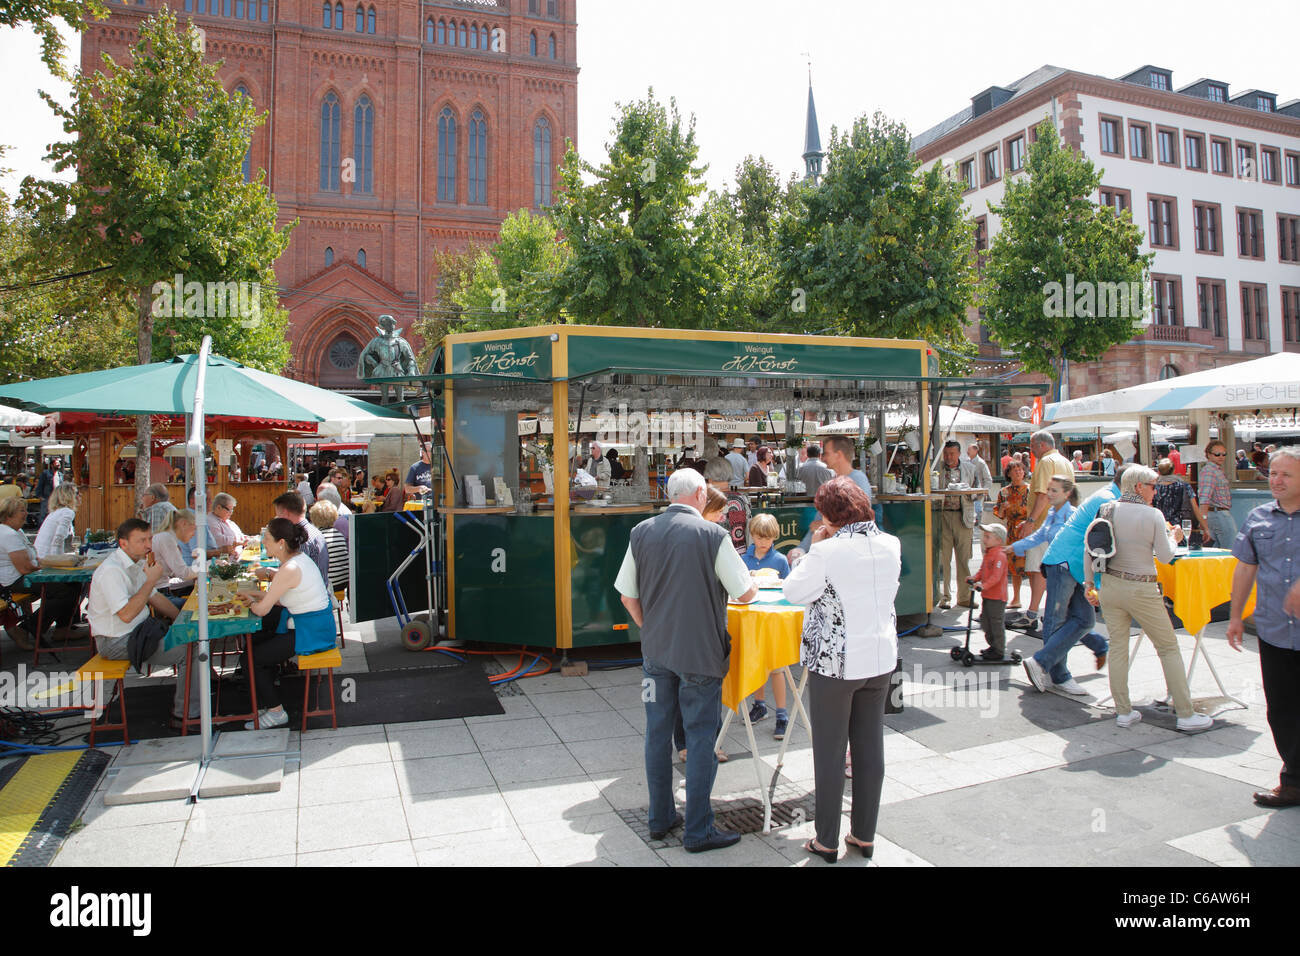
[80,0,579,388]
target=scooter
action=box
[949,587,1022,668]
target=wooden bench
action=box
[298,648,343,731]
[76,654,131,746]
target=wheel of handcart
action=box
[1010,651,1022,663]
[401,618,433,651]
[961,651,975,667]
[949,647,964,661]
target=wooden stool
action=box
[333,589,348,647]
[76,654,131,747]
[298,648,342,731]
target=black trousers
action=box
[1259,639,1300,789]
[244,606,296,710]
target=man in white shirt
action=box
[725,439,748,489]
[585,441,611,487]
[88,518,201,724]
[966,442,993,517]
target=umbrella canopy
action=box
[1046,352,1300,423]
[0,353,406,433]
[819,406,1023,436]
[0,403,46,428]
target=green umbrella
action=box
[0,353,403,429]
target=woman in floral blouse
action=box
[994,459,1030,609]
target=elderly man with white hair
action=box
[1084,465,1212,732]
[615,467,757,853]
[206,492,246,549]
[141,483,177,531]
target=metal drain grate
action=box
[621,790,816,847]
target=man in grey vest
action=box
[616,467,757,852]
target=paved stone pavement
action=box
[37,600,1299,867]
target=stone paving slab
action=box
[104,763,196,805]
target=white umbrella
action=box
[1046,352,1300,423]
[819,406,1023,435]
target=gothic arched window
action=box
[320,92,341,190]
[353,95,374,194]
[533,116,552,208]
[437,108,457,202]
[468,110,487,204]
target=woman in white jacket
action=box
[784,476,901,863]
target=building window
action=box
[234,85,252,183]
[437,19,446,43]
[353,95,374,194]
[529,31,537,55]
[1149,72,1168,91]
[320,92,341,191]
[1261,148,1280,184]
[469,21,478,49]
[1100,186,1131,214]
[959,158,975,191]
[528,0,538,11]
[1099,116,1121,155]
[1129,122,1150,161]
[260,0,268,21]
[1193,203,1221,254]
[329,336,361,371]
[468,110,487,204]
[1184,133,1204,171]
[1197,279,1225,338]
[334,2,343,29]
[356,248,366,268]
[1005,135,1025,173]
[322,1,331,28]
[973,215,987,253]
[1237,208,1264,259]
[547,0,556,14]
[533,116,552,208]
[355,3,363,31]
[1259,98,1273,113]
[480,25,489,49]
[1211,138,1230,175]
[1207,85,1226,102]
[1287,152,1300,187]
[325,246,334,267]
[1237,142,1256,180]
[1147,196,1177,249]
[1279,214,1300,263]
[1151,276,1181,325]
[548,33,556,59]
[1283,287,1300,343]
[1156,127,1178,166]
[437,108,457,202]
[1241,283,1268,342]
[367,6,375,33]
[981,146,1000,185]
[425,18,434,42]
[459,22,467,46]
[1158,364,1179,380]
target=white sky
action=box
[2,0,1298,198]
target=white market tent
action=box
[819,405,1024,436]
[1046,352,1300,423]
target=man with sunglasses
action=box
[1198,441,1235,548]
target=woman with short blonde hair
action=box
[310,500,348,590]
[35,484,79,559]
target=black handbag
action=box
[885,656,905,714]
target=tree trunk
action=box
[134,287,153,517]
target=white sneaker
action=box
[1054,679,1090,696]
[1176,713,1213,733]
[1115,711,1143,728]
[1022,656,1049,692]
[244,707,289,731]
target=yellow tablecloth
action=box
[721,594,804,711]
[1155,552,1256,635]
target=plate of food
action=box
[39,553,82,569]
[751,567,784,589]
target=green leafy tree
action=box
[19,8,293,503]
[1,0,109,78]
[981,120,1151,399]
[0,174,135,380]
[543,91,725,328]
[775,112,977,352]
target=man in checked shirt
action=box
[1198,440,1235,547]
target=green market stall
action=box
[362,325,1045,651]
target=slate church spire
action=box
[803,69,824,185]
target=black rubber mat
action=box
[82,661,503,741]
[4,749,110,867]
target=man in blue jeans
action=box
[616,468,757,852]
[1022,466,1128,695]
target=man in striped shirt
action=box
[1198,440,1235,547]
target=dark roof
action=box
[803,81,823,158]
[910,65,1066,152]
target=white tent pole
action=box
[187,338,214,799]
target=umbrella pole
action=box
[188,339,215,802]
